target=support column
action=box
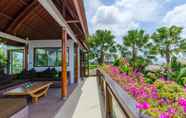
[75,43,79,83]
[61,28,68,97]
[24,45,28,71]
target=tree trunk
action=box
[99,51,104,64]
[165,45,170,65]
[132,45,137,68]
[165,45,171,72]
[165,52,170,65]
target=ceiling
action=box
[0,0,88,47]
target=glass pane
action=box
[56,49,61,66]
[48,49,57,66]
[9,50,24,74]
[34,48,69,67]
[35,49,48,67]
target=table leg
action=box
[32,97,38,103]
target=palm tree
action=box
[150,26,186,66]
[88,30,116,64]
[122,29,150,68]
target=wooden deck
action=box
[28,84,77,118]
[54,77,104,118]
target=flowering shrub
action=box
[102,65,186,118]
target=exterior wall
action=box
[28,39,75,84]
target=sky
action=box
[84,0,186,44]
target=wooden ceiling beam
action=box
[19,0,29,5]
[72,0,87,35]
[38,0,77,42]
[0,12,13,20]
[5,0,39,34]
[65,4,77,19]
[67,20,80,24]
[0,31,27,44]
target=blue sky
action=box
[84,0,186,43]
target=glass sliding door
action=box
[8,49,24,74]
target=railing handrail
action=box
[97,68,141,118]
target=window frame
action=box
[33,47,69,67]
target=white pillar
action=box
[68,40,75,84]
[78,48,81,81]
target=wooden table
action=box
[4,82,53,103]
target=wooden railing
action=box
[97,69,142,118]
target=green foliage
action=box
[150,26,186,65]
[121,29,150,68]
[170,56,182,72]
[0,48,7,73]
[144,77,155,84]
[154,80,186,100]
[144,71,163,84]
[120,65,129,73]
[176,68,186,80]
[166,67,186,86]
[89,64,97,69]
[113,58,120,67]
[133,57,150,72]
[87,30,116,64]
[179,77,186,86]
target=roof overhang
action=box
[38,0,77,43]
[0,32,28,44]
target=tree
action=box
[0,46,7,73]
[122,29,150,68]
[88,30,116,64]
[150,26,186,66]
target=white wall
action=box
[28,39,75,84]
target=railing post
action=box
[96,70,100,85]
[106,84,113,118]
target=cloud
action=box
[163,4,186,37]
[92,0,166,42]
[84,0,169,43]
[92,5,138,38]
[115,0,164,22]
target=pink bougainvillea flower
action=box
[167,108,176,114]
[160,76,166,80]
[136,102,150,110]
[159,112,170,118]
[178,97,186,113]
[111,66,120,74]
[120,73,128,78]
[178,98,186,106]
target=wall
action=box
[28,39,75,84]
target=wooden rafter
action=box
[67,20,80,24]
[19,0,28,5]
[0,12,13,20]
[5,0,39,34]
[72,0,87,35]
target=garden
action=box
[88,26,186,117]
[101,58,186,118]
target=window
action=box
[8,49,24,74]
[34,48,69,67]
